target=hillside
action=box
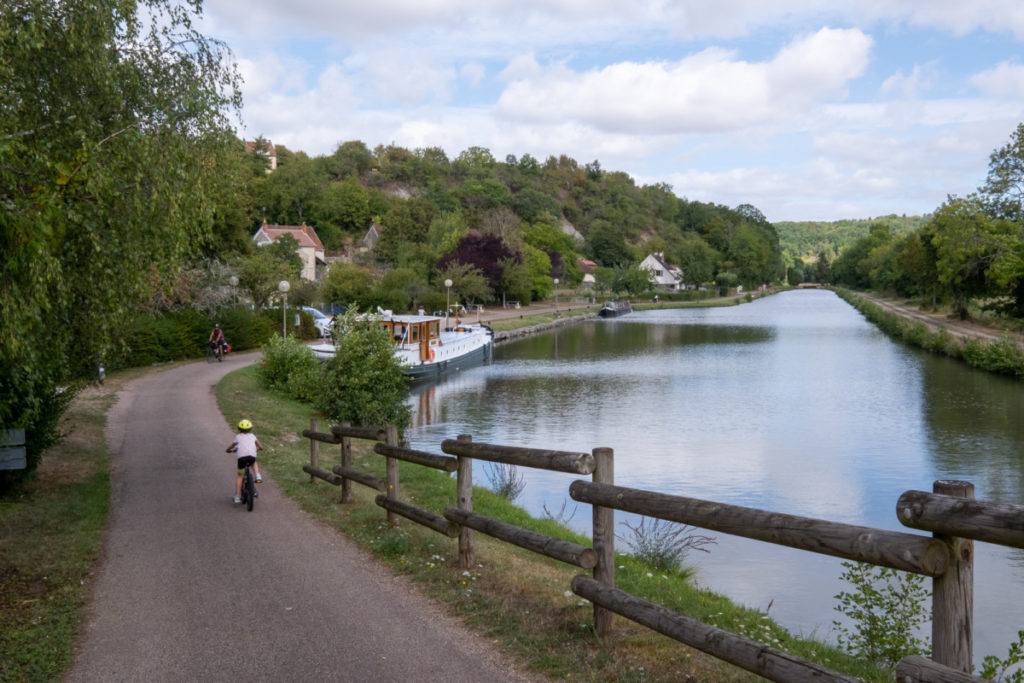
[774,214,928,260]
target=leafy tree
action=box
[1,0,240,476]
[437,261,492,307]
[263,234,304,277]
[320,263,375,309]
[326,140,374,179]
[980,122,1024,222]
[316,308,412,431]
[235,249,295,311]
[308,176,372,248]
[586,220,633,267]
[931,196,1006,319]
[672,233,718,286]
[378,198,438,264]
[438,232,516,295]
[523,244,554,300]
[370,267,428,313]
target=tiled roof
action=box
[257,222,324,251]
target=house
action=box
[244,139,277,172]
[361,220,381,252]
[639,252,683,291]
[252,220,326,281]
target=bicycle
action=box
[205,342,227,363]
[230,445,257,511]
[240,460,257,511]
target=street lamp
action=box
[228,275,238,305]
[553,278,559,316]
[278,280,290,338]
[444,278,453,329]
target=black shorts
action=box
[236,455,256,471]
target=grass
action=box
[0,367,151,682]
[216,364,890,682]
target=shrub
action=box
[617,517,714,575]
[981,630,1024,683]
[484,462,525,501]
[315,308,412,431]
[832,561,930,671]
[256,335,319,399]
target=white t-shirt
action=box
[234,432,258,458]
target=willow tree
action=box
[0,0,241,474]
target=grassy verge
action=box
[218,364,889,682]
[837,289,1024,379]
[0,368,151,682]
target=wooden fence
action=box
[301,420,1023,683]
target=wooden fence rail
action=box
[567,480,950,576]
[301,423,1022,682]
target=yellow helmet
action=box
[238,419,253,431]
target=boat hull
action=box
[599,300,632,318]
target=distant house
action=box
[253,220,326,281]
[244,139,277,172]
[362,220,381,252]
[577,258,598,274]
[639,252,683,291]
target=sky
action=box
[199,1,1024,223]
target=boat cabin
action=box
[376,316,441,362]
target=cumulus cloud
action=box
[494,28,871,135]
[970,61,1024,98]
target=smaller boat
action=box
[599,299,632,318]
[309,310,493,381]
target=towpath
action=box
[68,351,537,682]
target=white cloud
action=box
[971,61,1024,98]
[494,28,870,135]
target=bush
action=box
[315,309,412,431]
[256,335,319,398]
[832,561,930,671]
[617,517,714,575]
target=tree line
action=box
[820,124,1024,320]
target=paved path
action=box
[68,352,536,682]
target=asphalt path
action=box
[68,351,536,682]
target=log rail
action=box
[301,421,1023,682]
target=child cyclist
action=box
[226,419,263,504]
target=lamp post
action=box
[444,278,453,329]
[553,278,559,316]
[278,280,290,338]
[228,275,238,305]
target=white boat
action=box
[310,310,494,381]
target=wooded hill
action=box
[774,215,929,262]
[234,140,784,293]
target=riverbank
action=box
[838,289,1024,379]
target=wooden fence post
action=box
[340,421,353,503]
[309,418,319,483]
[386,425,399,527]
[931,479,974,672]
[592,446,615,636]
[457,434,474,569]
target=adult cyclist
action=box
[208,323,228,360]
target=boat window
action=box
[429,321,439,338]
[410,324,420,342]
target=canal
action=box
[405,288,1024,663]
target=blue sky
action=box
[200,1,1024,222]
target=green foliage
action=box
[256,335,320,402]
[315,309,412,430]
[776,215,926,261]
[832,562,930,671]
[321,262,376,308]
[0,0,240,469]
[980,630,1024,683]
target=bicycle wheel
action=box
[244,468,255,512]
[205,345,216,363]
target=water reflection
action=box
[406,290,1023,661]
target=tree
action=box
[930,196,1005,319]
[235,249,295,311]
[980,122,1024,222]
[320,263,375,309]
[438,232,516,295]
[1,0,240,478]
[437,262,492,307]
